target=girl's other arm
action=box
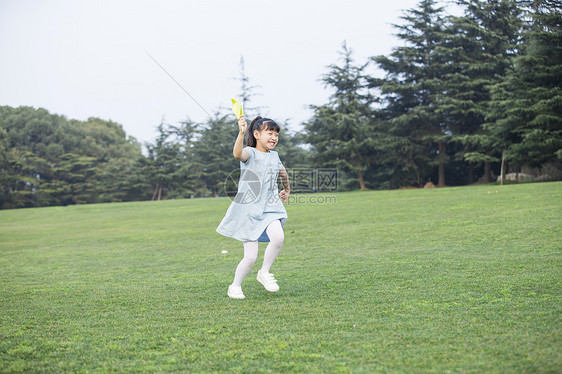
[279,166,290,203]
[233,117,249,162]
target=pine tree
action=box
[372,0,449,187]
[440,0,523,183]
[194,114,239,197]
[165,118,202,198]
[305,42,375,190]
[140,121,185,201]
[236,56,263,119]
[488,0,562,172]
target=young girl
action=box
[216,116,290,299]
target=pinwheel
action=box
[231,98,244,119]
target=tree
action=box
[440,0,523,183]
[77,117,143,202]
[273,126,311,170]
[0,106,143,208]
[0,106,68,207]
[488,0,562,172]
[194,113,239,197]
[97,157,138,202]
[48,153,99,205]
[235,56,263,120]
[0,127,11,207]
[141,122,181,201]
[372,0,449,187]
[305,42,375,190]
[166,118,203,198]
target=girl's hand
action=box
[238,117,247,134]
[279,189,290,203]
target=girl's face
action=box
[254,128,279,152]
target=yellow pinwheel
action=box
[231,98,244,119]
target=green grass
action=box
[1,182,561,373]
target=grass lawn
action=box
[0,182,561,373]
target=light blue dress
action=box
[217,147,287,242]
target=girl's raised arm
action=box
[233,117,250,162]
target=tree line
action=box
[0,106,308,209]
[1,0,560,209]
[306,0,561,190]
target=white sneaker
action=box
[227,285,245,299]
[257,270,280,292]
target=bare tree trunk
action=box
[157,185,162,201]
[354,156,367,190]
[438,140,446,187]
[358,169,367,190]
[152,184,160,201]
[500,153,505,185]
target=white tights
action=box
[231,219,284,287]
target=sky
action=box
[0,0,461,144]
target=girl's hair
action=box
[246,116,280,148]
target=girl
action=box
[216,116,290,299]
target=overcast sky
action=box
[0,0,461,144]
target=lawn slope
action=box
[1,182,561,372]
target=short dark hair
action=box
[246,116,280,148]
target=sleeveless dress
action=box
[216,147,288,242]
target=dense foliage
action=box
[0,106,143,209]
[1,0,560,208]
[307,0,560,189]
[0,107,306,208]
[319,0,560,189]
